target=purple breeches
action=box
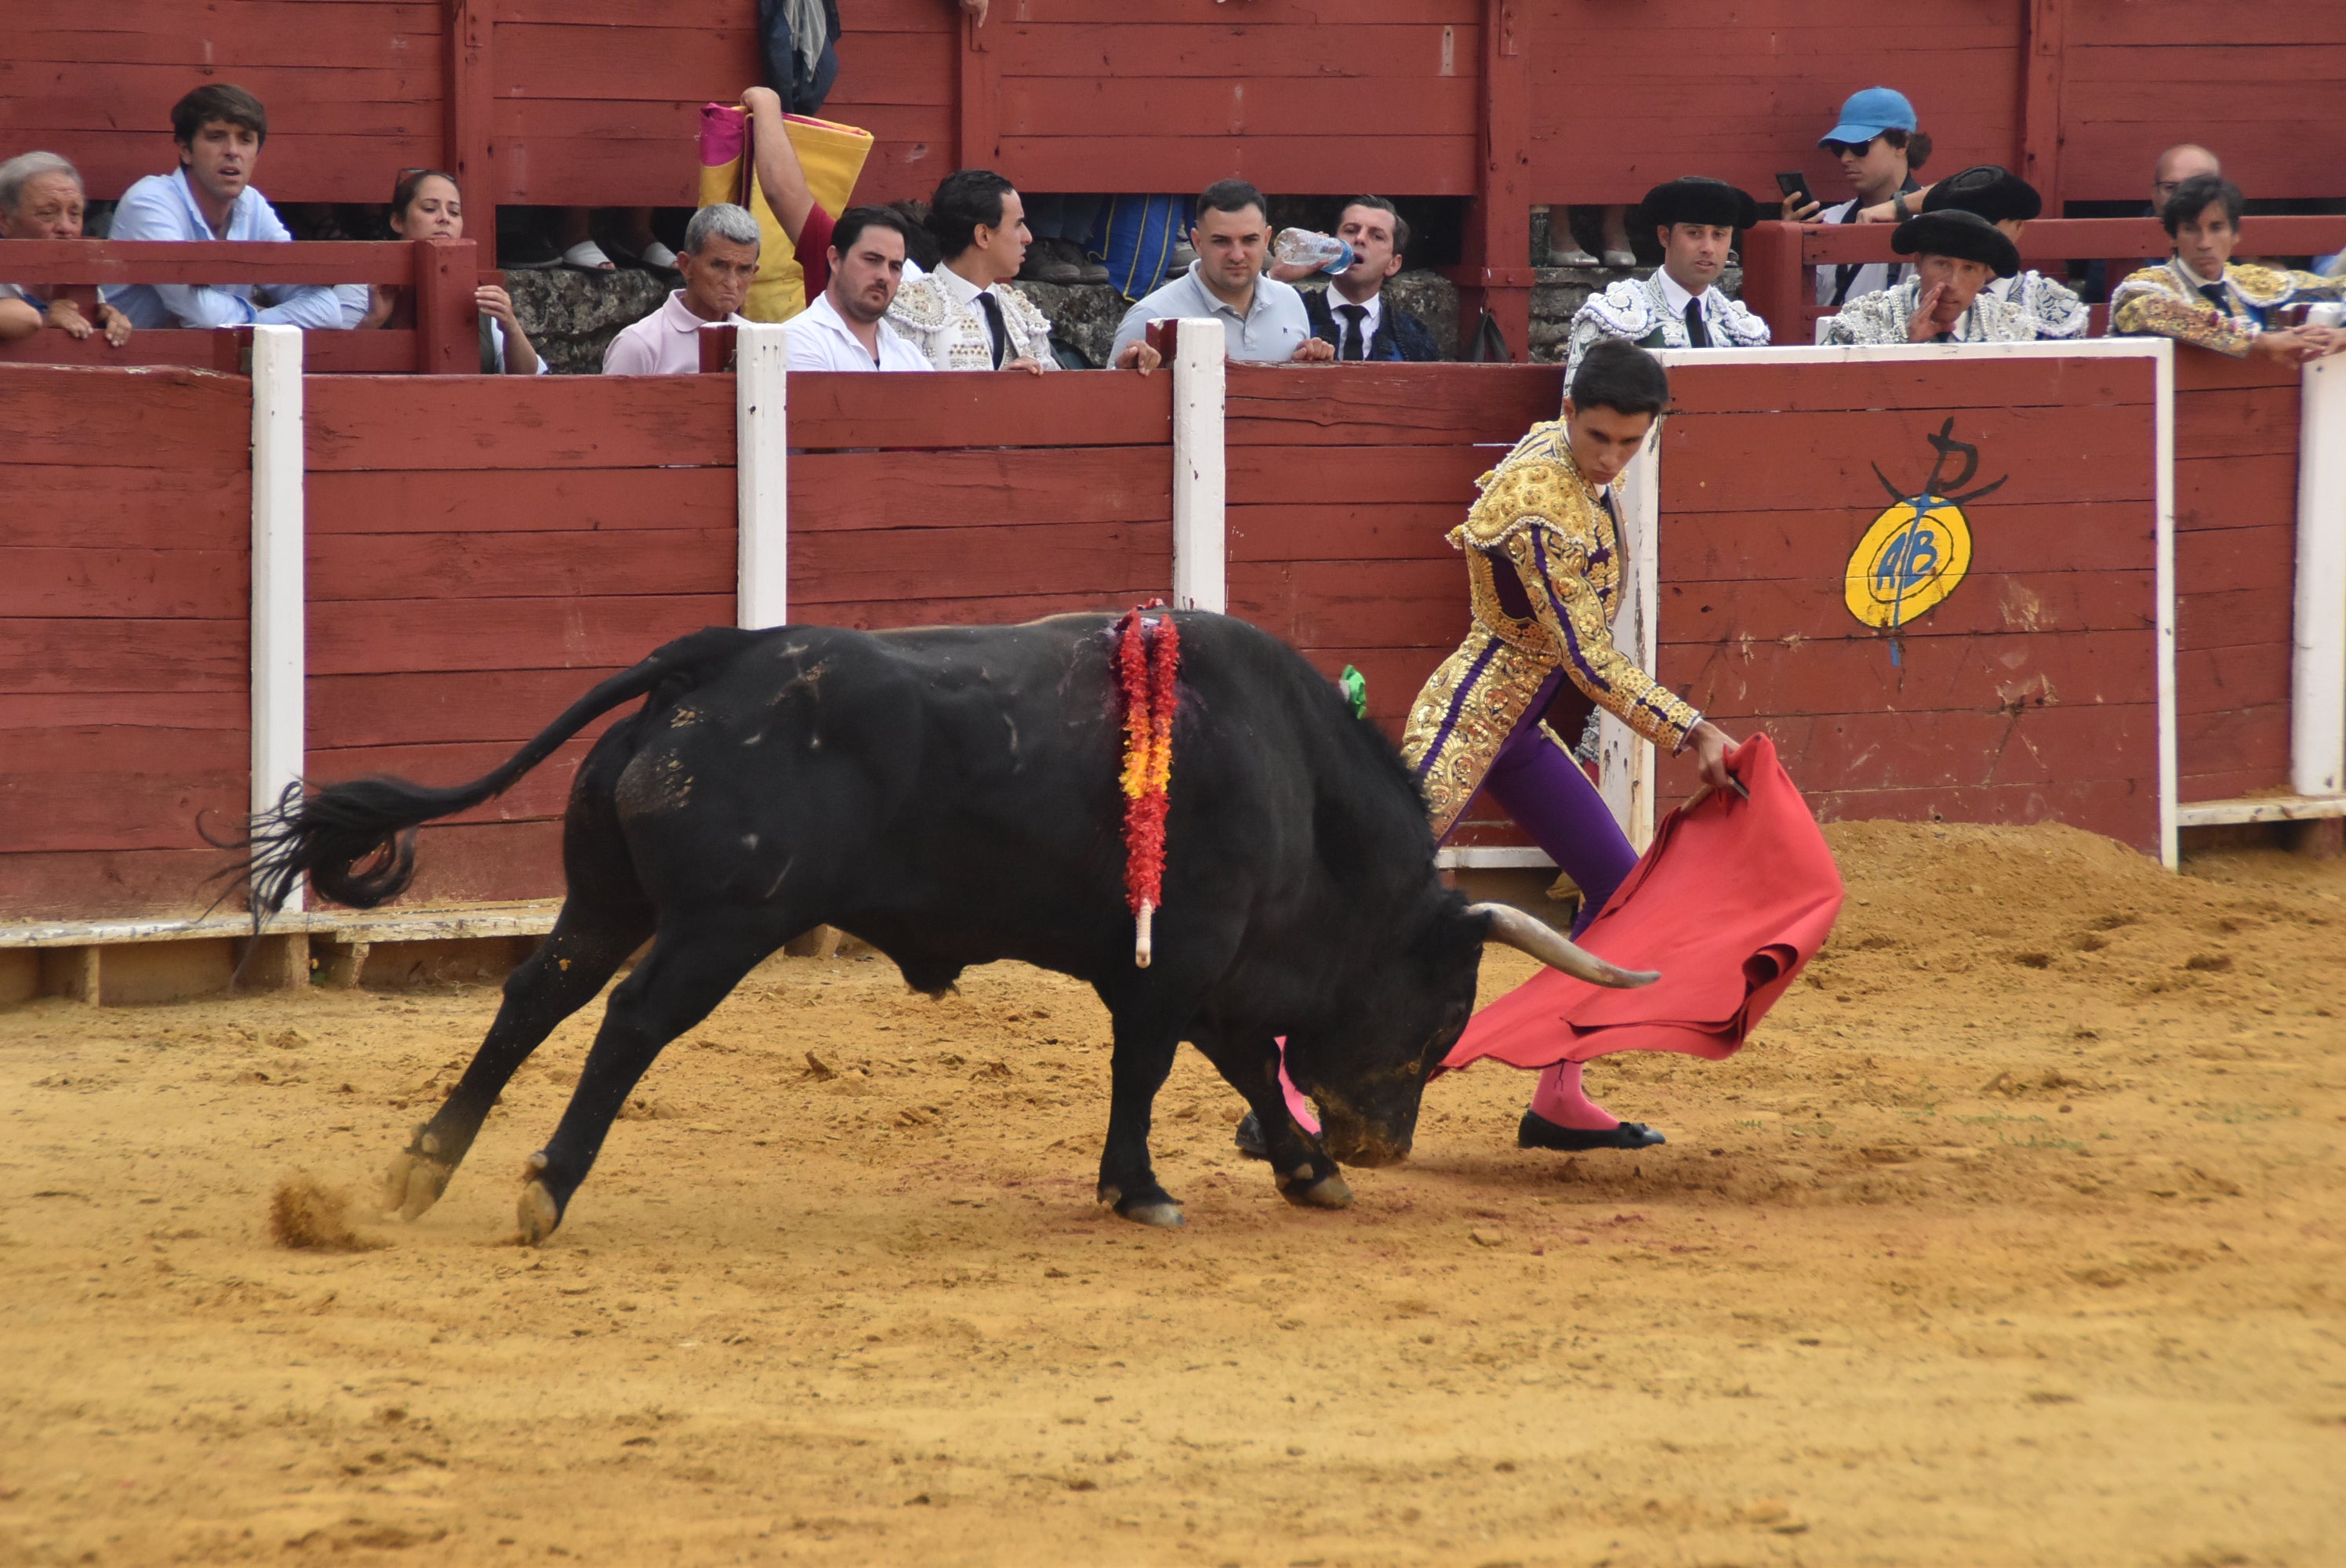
[1447,671,1637,938]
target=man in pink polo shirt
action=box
[601,204,760,375]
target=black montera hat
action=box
[1891,209,2021,278]
[1639,177,1760,232]
[1920,165,2043,226]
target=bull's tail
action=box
[229,626,762,918]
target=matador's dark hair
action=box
[1570,339,1670,418]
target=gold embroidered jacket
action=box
[1401,422,1701,838]
[2111,257,2343,357]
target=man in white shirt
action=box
[784,207,933,374]
[1111,180,1334,366]
[104,84,342,332]
[602,205,761,376]
[1564,177,1771,378]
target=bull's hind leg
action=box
[385,899,652,1220]
[1190,1031,1351,1211]
[517,914,786,1244]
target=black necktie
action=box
[975,289,1008,368]
[1682,299,1710,348]
[1335,303,1367,360]
[2199,281,2230,315]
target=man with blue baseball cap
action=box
[1781,86,1934,318]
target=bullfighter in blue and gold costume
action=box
[1404,339,1733,1151]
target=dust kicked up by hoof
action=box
[269,1174,386,1253]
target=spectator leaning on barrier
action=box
[1821,210,2034,346]
[2111,174,2346,364]
[783,205,932,373]
[0,151,132,347]
[603,204,761,375]
[104,85,342,332]
[1284,197,1441,363]
[1918,165,2085,341]
[1784,87,1931,310]
[886,170,1061,373]
[1111,180,1334,366]
[1564,178,1770,379]
[340,169,542,374]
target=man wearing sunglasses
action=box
[1781,87,1931,314]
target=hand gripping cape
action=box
[1444,734,1843,1071]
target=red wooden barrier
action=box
[302,373,738,902]
[2170,352,2299,803]
[0,365,252,920]
[0,240,483,374]
[786,371,1175,632]
[1225,362,1560,850]
[1647,353,2164,853]
[16,1,2346,255]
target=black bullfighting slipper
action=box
[1517,1109,1668,1152]
[1233,1110,1269,1161]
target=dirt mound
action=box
[1817,819,2338,1012]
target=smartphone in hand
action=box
[1776,171,1818,217]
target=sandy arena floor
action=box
[2,821,2343,1567]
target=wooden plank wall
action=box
[7,0,446,205]
[303,374,738,902]
[1223,363,1560,850]
[1649,356,2165,854]
[973,0,1481,198]
[0,365,252,920]
[786,372,1175,628]
[2170,353,2299,803]
[15,2,2346,216]
[2057,2,2346,201]
[1523,0,2026,208]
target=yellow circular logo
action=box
[1844,500,1974,630]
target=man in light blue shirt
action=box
[104,84,341,332]
[1112,180,1331,366]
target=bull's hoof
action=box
[383,1129,455,1220]
[516,1179,562,1246]
[1280,1171,1353,1210]
[1099,1183,1186,1229]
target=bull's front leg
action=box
[1192,1032,1351,1211]
[1096,1015,1185,1229]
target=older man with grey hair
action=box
[603,203,761,375]
[1,151,133,346]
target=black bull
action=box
[241,612,1651,1241]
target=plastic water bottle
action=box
[1273,227,1354,274]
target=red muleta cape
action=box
[1444,734,1843,1071]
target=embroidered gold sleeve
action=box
[2110,270,2255,357]
[1499,522,1700,752]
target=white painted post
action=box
[2152,339,2181,869]
[2293,353,2346,798]
[1170,318,1227,613]
[736,322,790,630]
[1601,419,1662,848]
[249,325,306,914]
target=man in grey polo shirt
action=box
[1111,179,1334,365]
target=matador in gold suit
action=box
[1396,343,1728,1150]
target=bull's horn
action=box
[1469,903,1660,989]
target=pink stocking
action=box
[1529,1058,1619,1131]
